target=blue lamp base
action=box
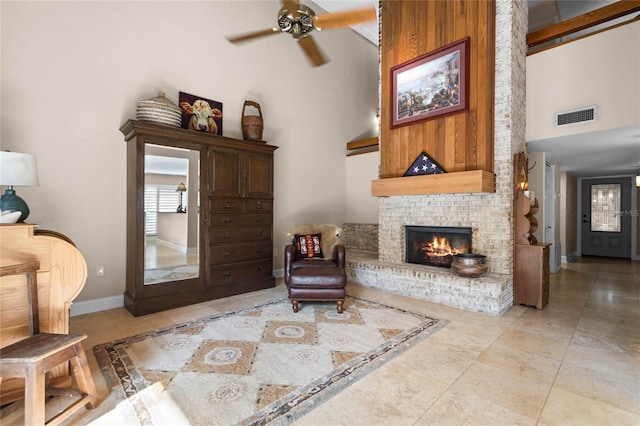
[0,188,30,223]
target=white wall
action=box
[345,151,379,223]
[0,1,378,303]
[527,21,640,140]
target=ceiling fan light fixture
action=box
[278,4,315,38]
[227,1,376,67]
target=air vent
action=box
[555,106,597,127]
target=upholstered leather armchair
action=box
[284,224,347,313]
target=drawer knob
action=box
[256,217,263,223]
[223,251,231,257]
[222,217,231,223]
[223,271,231,277]
[222,233,231,239]
[256,266,263,272]
[256,202,263,209]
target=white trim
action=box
[273,268,284,278]
[561,252,579,263]
[70,295,124,316]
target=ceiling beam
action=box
[527,0,640,47]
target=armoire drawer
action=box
[209,226,271,243]
[245,199,273,212]
[209,199,243,213]
[208,259,272,286]
[208,242,272,265]
[209,213,271,227]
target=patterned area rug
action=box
[93,296,447,425]
[144,264,199,285]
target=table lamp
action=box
[0,151,40,222]
[176,182,187,213]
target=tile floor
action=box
[59,256,639,424]
[144,238,198,269]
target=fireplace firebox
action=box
[406,226,472,268]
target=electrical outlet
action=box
[96,265,105,277]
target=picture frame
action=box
[179,91,223,135]
[391,37,469,128]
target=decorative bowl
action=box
[451,253,488,277]
[0,211,22,224]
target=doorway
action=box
[545,162,560,272]
[581,177,632,258]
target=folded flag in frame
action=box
[404,152,446,176]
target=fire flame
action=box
[421,236,462,259]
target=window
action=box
[144,184,187,235]
[591,184,621,232]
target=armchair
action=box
[284,224,347,313]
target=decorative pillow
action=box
[294,233,324,260]
[285,224,342,259]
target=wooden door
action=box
[245,152,273,198]
[209,146,243,197]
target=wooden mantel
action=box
[371,170,495,197]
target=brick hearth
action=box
[342,227,512,316]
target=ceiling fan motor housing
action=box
[278,4,316,39]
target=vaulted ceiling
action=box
[313,0,640,178]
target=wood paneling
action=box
[380,0,495,179]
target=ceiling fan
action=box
[226,0,377,67]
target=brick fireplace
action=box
[345,1,527,316]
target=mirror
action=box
[143,144,200,285]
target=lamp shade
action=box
[176,182,187,192]
[0,151,39,186]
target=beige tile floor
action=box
[56,256,639,424]
[144,238,198,269]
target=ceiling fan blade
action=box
[313,7,376,31]
[298,36,328,67]
[226,27,281,44]
[281,0,300,19]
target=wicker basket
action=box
[136,92,182,127]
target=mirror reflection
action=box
[144,144,199,285]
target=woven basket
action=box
[136,92,182,127]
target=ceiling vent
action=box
[555,106,597,127]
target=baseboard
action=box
[273,268,284,278]
[156,239,187,253]
[562,252,579,263]
[70,295,124,317]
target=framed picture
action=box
[391,37,469,128]
[179,91,223,135]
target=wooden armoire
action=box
[120,120,277,316]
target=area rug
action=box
[93,296,447,425]
[144,264,199,285]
